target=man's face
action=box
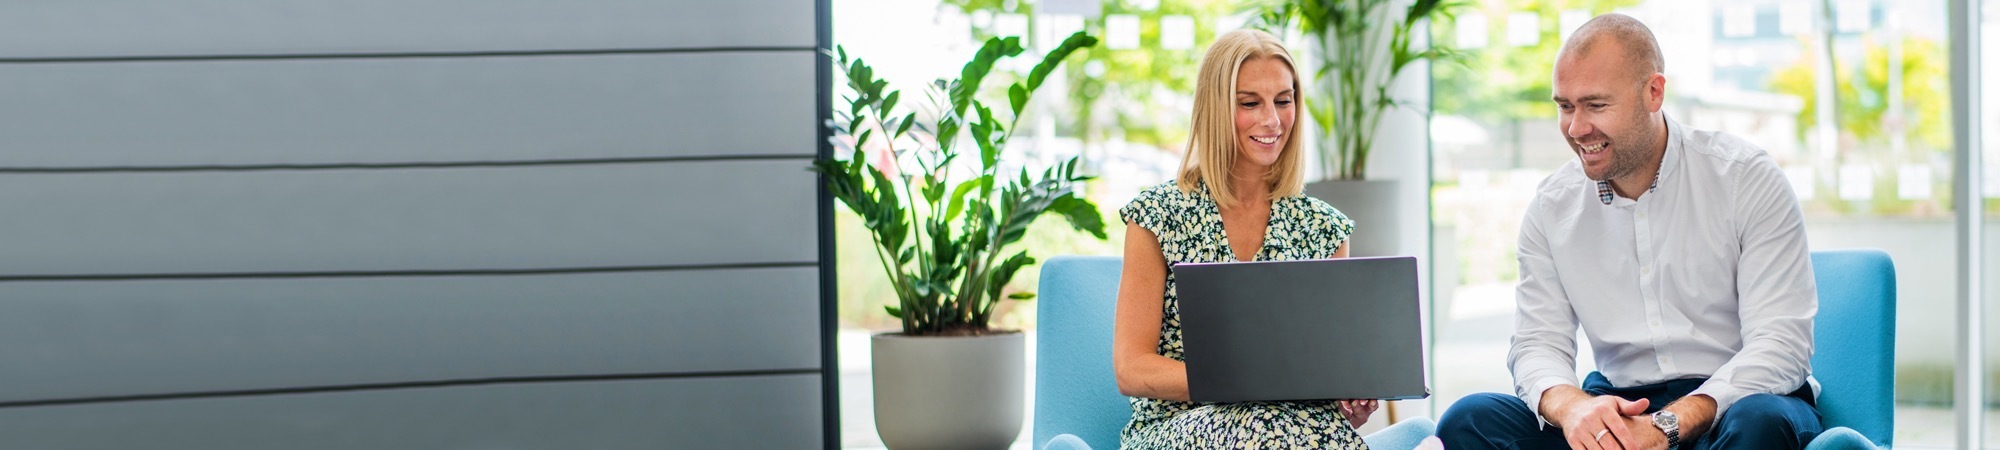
[1551,43,1662,182]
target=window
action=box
[1429,1,1958,447]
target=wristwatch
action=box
[1651,410,1681,450]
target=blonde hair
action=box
[1176,28,1306,210]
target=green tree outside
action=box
[1768,37,1950,151]
[1431,0,1642,124]
[942,0,1240,150]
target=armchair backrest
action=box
[1033,256,1129,450]
[1809,249,1896,448]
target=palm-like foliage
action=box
[1256,0,1468,180]
[813,33,1106,336]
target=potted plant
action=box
[813,32,1103,449]
[1256,0,1463,257]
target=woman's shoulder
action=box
[1284,194,1351,223]
[1278,194,1356,240]
[1120,180,1197,231]
[1134,180,1191,202]
[1125,180,1199,211]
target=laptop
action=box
[1173,256,1430,403]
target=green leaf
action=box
[1050,193,1109,239]
[880,115,902,139]
[985,251,1036,301]
[884,305,903,318]
[881,91,901,116]
[968,118,994,169]
[951,36,1025,117]
[894,112,917,138]
[1007,292,1036,300]
[865,162,901,213]
[1406,0,1433,22]
[927,185,947,205]
[975,103,1000,170]
[1008,84,1029,119]
[943,179,979,222]
[1025,32,1098,91]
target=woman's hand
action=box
[1337,399,1379,428]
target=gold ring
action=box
[1594,429,1609,440]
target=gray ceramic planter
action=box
[872,332,1025,450]
[1305,179,1405,257]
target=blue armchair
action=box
[1805,249,1896,449]
[1032,256,1435,450]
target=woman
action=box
[1112,29,1375,449]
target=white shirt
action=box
[1509,115,1818,424]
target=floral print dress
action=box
[1116,180,1363,450]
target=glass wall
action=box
[1428,1,1958,447]
[1983,2,2000,447]
[834,0,1993,448]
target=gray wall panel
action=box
[0,160,816,275]
[0,52,815,167]
[0,0,831,446]
[0,0,813,58]
[0,268,816,403]
[0,375,822,449]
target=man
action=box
[1435,13,1823,450]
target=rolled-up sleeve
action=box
[1509,197,1582,428]
[1690,155,1817,414]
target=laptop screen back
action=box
[1173,256,1430,403]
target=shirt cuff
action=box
[1689,379,1750,415]
[1519,376,1574,429]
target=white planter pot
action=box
[872,332,1025,450]
[1305,179,1406,258]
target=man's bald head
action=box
[1558,13,1664,82]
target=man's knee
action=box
[1439,393,1532,432]
[1438,393,1550,450]
[1718,394,1814,429]
[1710,393,1822,447]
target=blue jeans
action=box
[1436,372,1821,450]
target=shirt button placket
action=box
[1632,203,1675,374]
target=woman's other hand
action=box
[1337,399,1379,427]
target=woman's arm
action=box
[1111,221,1190,402]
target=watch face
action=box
[1654,411,1679,428]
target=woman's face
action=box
[1232,57,1296,170]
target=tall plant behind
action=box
[1256,0,1466,180]
[813,33,1108,336]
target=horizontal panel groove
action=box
[0,374,823,449]
[5,52,818,167]
[0,369,822,409]
[0,160,820,274]
[0,154,814,174]
[3,269,822,403]
[0,46,818,64]
[0,261,817,282]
